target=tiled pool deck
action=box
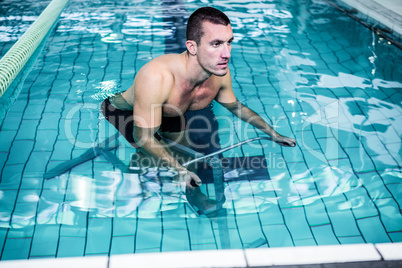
[0,243,401,267]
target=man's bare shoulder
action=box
[141,53,184,75]
[134,54,185,88]
[129,54,184,102]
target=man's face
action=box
[197,21,233,76]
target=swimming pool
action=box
[0,0,401,261]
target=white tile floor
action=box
[0,256,108,268]
[376,243,402,261]
[109,249,247,268]
[244,244,381,267]
[372,0,402,15]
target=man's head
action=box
[186,7,233,77]
[186,7,231,45]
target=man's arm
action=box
[219,101,296,147]
[215,69,296,147]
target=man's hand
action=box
[272,134,296,147]
[180,170,202,189]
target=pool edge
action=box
[337,0,402,36]
[0,243,401,268]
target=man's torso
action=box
[121,53,223,117]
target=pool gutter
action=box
[336,0,402,35]
[330,0,402,49]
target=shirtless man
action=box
[101,7,296,187]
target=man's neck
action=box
[184,51,212,88]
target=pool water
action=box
[0,0,401,261]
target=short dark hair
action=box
[186,7,231,45]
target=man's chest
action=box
[164,83,220,115]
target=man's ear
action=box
[186,40,197,55]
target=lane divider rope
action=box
[0,0,69,97]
